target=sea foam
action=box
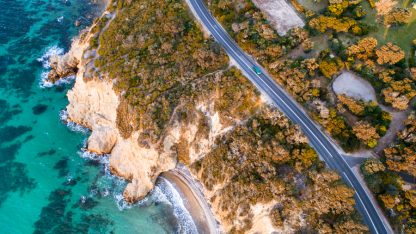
[37,45,75,88]
[60,97,197,232]
[38,45,64,68]
[59,110,89,134]
[155,177,198,234]
[77,144,198,233]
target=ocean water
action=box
[0,0,194,233]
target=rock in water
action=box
[74,20,81,27]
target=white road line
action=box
[356,189,379,234]
[343,172,379,234]
[218,32,336,159]
[343,172,353,187]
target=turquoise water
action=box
[0,0,194,233]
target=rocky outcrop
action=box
[44,6,167,199]
[48,53,79,83]
[47,33,91,83]
[65,54,238,202]
[108,131,176,202]
[87,127,117,154]
[66,61,177,202]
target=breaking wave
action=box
[40,72,75,88]
[59,110,89,134]
[37,45,64,68]
[77,146,198,233]
[154,178,198,233]
[37,45,75,88]
[59,103,197,232]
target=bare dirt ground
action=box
[332,71,377,102]
[251,0,304,35]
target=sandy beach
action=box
[161,169,219,234]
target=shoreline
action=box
[40,0,222,232]
[48,0,220,231]
[161,168,219,234]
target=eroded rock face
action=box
[48,53,79,83]
[47,37,89,83]
[67,77,118,130]
[108,131,176,202]
[87,127,117,154]
[66,59,177,203]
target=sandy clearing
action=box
[252,0,304,35]
[332,71,377,102]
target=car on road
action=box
[253,66,262,75]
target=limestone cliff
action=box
[54,40,175,202]
[49,32,238,203]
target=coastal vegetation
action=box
[204,0,415,232]
[94,0,229,143]
[384,112,416,177]
[79,0,372,232]
[304,0,416,231]
[205,0,311,62]
[361,157,415,232]
[190,106,367,233]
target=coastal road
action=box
[186,0,392,233]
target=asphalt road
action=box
[186,0,391,233]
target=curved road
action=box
[186,0,391,233]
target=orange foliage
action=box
[309,16,358,33]
[346,37,378,60]
[376,43,405,65]
[352,121,380,147]
[337,95,365,115]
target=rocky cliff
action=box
[50,36,177,202]
[48,30,238,203]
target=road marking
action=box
[343,172,353,187]
[355,188,379,234]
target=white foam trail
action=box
[40,73,75,88]
[57,16,64,23]
[156,177,198,234]
[39,71,54,88]
[74,136,198,232]
[77,148,134,210]
[37,45,75,88]
[59,110,89,134]
[37,45,64,68]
